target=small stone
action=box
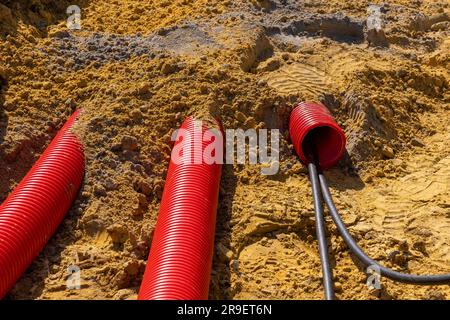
[257,79,267,86]
[373,139,382,147]
[353,223,374,235]
[130,109,143,122]
[199,84,208,94]
[343,214,358,226]
[410,137,425,147]
[121,135,139,151]
[171,93,182,101]
[161,62,177,75]
[381,146,395,159]
[396,69,407,78]
[391,159,404,167]
[123,260,140,276]
[137,83,150,95]
[134,178,152,196]
[225,250,234,260]
[104,178,117,191]
[136,192,147,206]
[81,191,91,199]
[93,184,107,197]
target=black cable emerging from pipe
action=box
[318,172,450,285]
[308,162,335,300]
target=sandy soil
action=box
[0,0,449,300]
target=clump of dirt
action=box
[0,0,449,300]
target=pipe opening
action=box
[301,125,345,168]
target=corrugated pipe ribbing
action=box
[289,101,346,170]
[0,110,85,298]
[138,117,223,300]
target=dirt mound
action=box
[0,0,449,300]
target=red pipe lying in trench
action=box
[0,110,85,298]
[138,117,223,300]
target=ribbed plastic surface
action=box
[289,101,346,169]
[138,117,222,300]
[0,110,85,298]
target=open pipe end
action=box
[289,101,346,170]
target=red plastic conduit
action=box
[0,110,85,298]
[138,117,223,300]
[289,101,346,169]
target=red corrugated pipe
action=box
[0,110,85,298]
[138,117,223,300]
[289,101,346,169]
